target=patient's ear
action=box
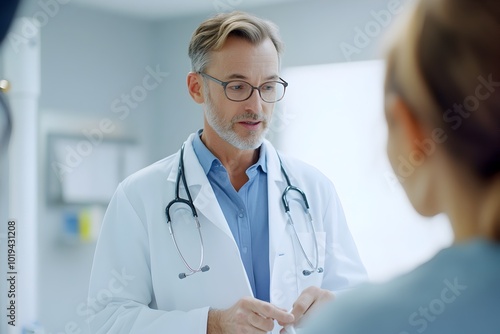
[388,95,427,153]
[387,93,442,216]
[187,72,204,104]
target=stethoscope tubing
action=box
[165,143,323,279]
[279,156,323,276]
[165,143,208,279]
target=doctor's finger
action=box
[253,302,294,324]
[289,287,334,322]
[248,312,275,333]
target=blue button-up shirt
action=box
[192,131,270,302]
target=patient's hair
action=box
[385,0,500,240]
[188,11,283,72]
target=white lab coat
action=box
[88,133,366,334]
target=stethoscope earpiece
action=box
[178,265,211,279]
[302,267,324,276]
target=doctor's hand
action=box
[279,286,334,332]
[208,296,294,334]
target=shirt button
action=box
[238,213,244,218]
[242,247,248,253]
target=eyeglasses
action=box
[199,72,288,103]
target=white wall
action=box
[4,0,417,332]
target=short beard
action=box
[204,89,269,150]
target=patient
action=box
[0,0,21,149]
[302,0,500,333]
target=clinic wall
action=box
[152,0,401,160]
[23,3,158,332]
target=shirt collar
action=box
[192,129,219,175]
[254,140,268,174]
[192,129,268,175]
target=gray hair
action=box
[188,11,284,72]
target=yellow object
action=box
[79,210,92,242]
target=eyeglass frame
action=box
[198,72,288,103]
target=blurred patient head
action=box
[384,0,500,241]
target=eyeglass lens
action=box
[225,81,286,102]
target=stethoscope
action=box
[165,143,323,279]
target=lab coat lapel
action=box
[167,133,234,240]
[265,141,289,276]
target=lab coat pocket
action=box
[295,231,326,290]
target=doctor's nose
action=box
[243,88,264,112]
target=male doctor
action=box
[88,11,366,334]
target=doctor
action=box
[88,11,366,334]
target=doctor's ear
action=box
[187,72,205,104]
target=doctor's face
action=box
[201,36,280,150]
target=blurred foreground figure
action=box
[0,0,21,149]
[302,0,500,333]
